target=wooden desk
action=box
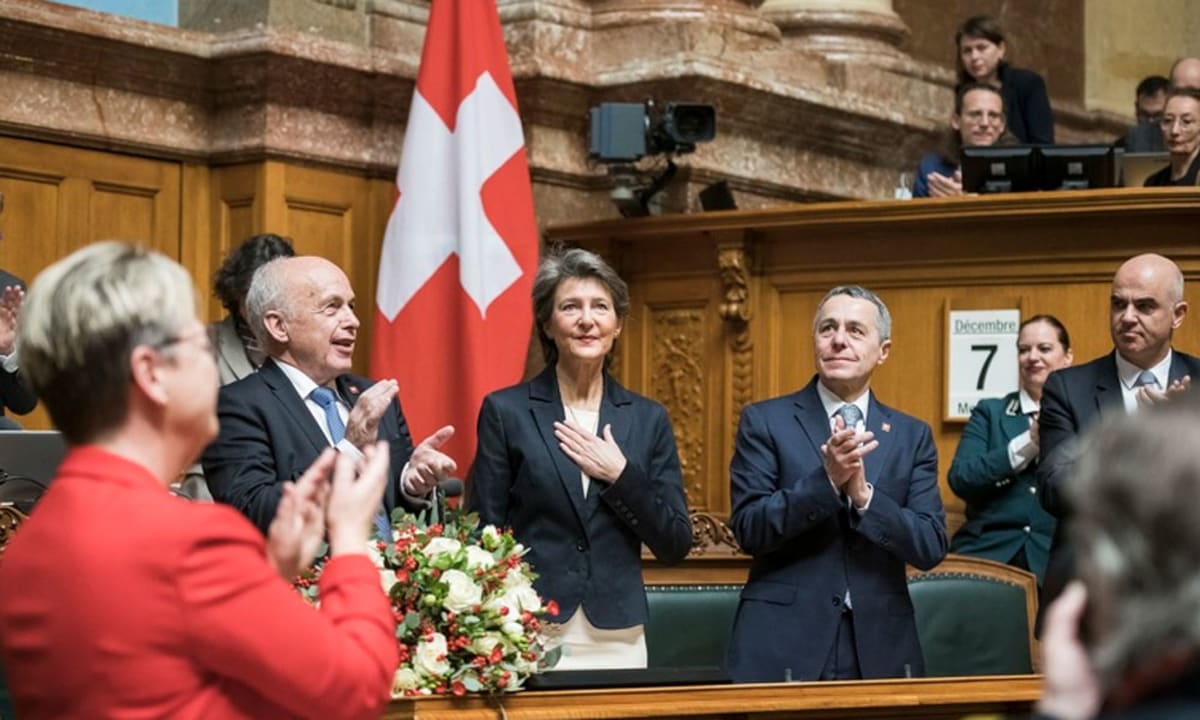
[384,674,1040,719]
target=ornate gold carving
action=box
[651,309,705,506]
[0,504,29,560]
[718,244,754,434]
[688,510,745,557]
[717,245,751,325]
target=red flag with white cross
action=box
[371,0,537,473]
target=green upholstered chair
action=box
[907,553,1038,677]
[644,583,742,669]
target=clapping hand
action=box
[1136,375,1191,407]
[404,425,457,496]
[821,415,877,506]
[266,448,335,580]
[0,285,25,355]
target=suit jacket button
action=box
[807,511,818,521]
[575,540,586,551]
[831,596,841,607]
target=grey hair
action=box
[17,242,196,444]
[1066,400,1200,692]
[531,247,630,366]
[244,257,291,349]
[813,285,892,342]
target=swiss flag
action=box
[371,1,537,472]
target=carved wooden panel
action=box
[649,307,706,508]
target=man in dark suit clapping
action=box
[1038,253,1199,613]
[202,255,457,534]
[726,285,947,683]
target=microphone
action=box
[437,477,464,498]
[429,477,464,525]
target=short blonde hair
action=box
[18,242,197,443]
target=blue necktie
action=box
[1134,370,1157,389]
[310,387,392,540]
[836,403,863,430]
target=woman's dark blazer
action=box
[468,366,692,629]
[997,63,1054,145]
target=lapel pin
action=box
[881,422,891,433]
[348,386,360,395]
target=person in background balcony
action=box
[176,233,295,501]
[913,82,1013,198]
[956,15,1054,145]
[948,315,1073,586]
[1118,75,1169,152]
[0,242,398,720]
[1143,88,1200,187]
[468,247,692,671]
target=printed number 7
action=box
[971,344,998,391]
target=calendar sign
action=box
[947,309,1020,420]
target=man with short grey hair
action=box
[726,285,947,683]
[203,255,456,535]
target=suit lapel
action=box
[1094,352,1124,416]
[864,393,895,489]
[528,368,589,529]
[1000,392,1031,442]
[261,359,330,455]
[792,379,832,463]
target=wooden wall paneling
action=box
[0,137,182,430]
[180,163,216,322]
[208,164,263,323]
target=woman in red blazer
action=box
[0,242,398,720]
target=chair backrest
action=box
[906,554,1038,676]
[644,584,742,669]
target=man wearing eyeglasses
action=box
[1143,88,1200,187]
[913,83,1014,198]
[0,191,37,429]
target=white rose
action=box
[442,569,483,612]
[509,584,542,613]
[422,537,462,558]
[414,633,451,678]
[380,569,397,596]
[470,632,503,656]
[502,620,525,640]
[502,570,529,589]
[392,667,420,692]
[512,542,527,556]
[485,593,519,619]
[465,545,496,571]
[482,525,501,545]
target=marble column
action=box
[759,0,909,61]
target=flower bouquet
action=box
[296,508,560,696]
